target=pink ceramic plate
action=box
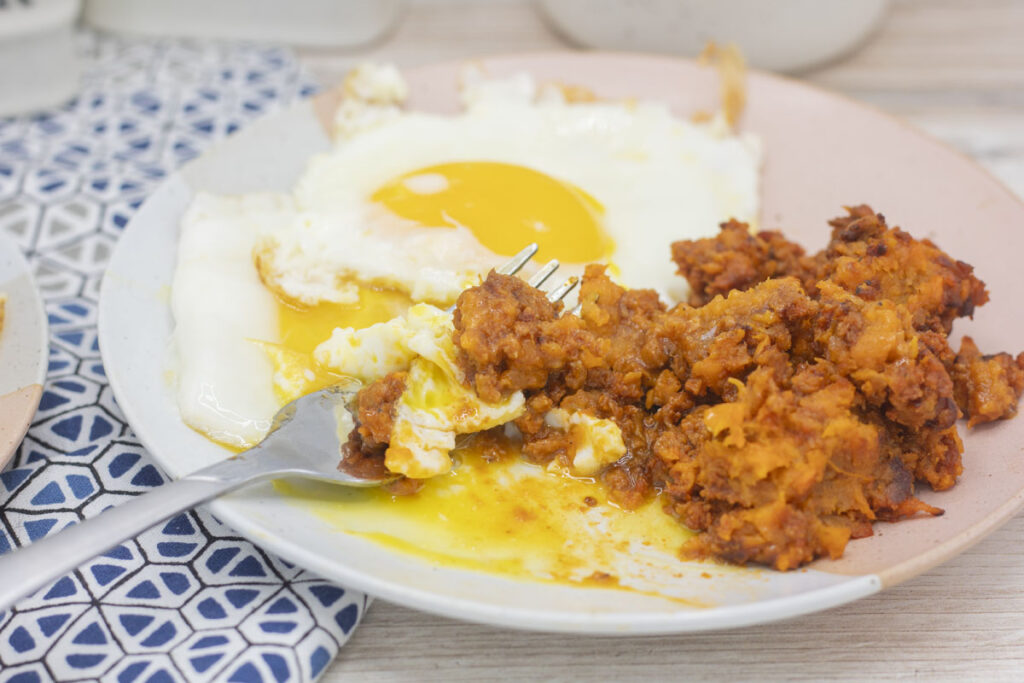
[0,231,47,471]
[99,53,1024,633]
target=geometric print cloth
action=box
[0,33,367,682]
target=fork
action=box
[0,243,578,612]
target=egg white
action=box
[172,193,291,448]
[259,63,762,306]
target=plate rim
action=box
[97,50,1024,633]
[0,230,49,472]
[316,48,1024,224]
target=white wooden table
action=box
[305,1,1024,679]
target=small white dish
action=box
[0,231,48,470]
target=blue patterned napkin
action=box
[0,34,368,682]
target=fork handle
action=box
[0,456,258,613]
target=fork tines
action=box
[464,244,580,313]
[546,276,579,304]
[496,243,538,276]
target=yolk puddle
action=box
[256,287,413,405]
[371,161,614,263]
[277,287,412,354]
[276,436,696,588]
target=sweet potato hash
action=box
[342,206,1024,570]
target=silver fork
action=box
[0,243,577,612]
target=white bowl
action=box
[536,0,889,73]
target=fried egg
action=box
[543,408,627,477]
[173,62,762,466]
[315,303,525,478]
[256,63,761,307]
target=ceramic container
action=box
[0,231,48,471]
[536,0,890,73]
[82,0,405,48]
[0,0,81,116]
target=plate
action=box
[0,231,48,470]
[97,53,1024,633]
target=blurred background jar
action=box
[82,0,405,47]
[536,0,890,72]
[0,0,81,116]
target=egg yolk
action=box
[278,288,412,355]
[371,161,613,263]
[260,287,412,406]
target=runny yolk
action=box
[371,161,614,263]
[277,288,412,355]
[259,287,412,406]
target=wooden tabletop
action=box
[302,1,1024,679]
